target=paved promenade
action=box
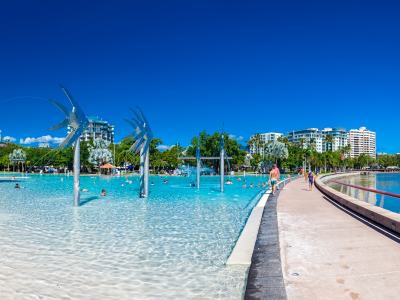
[278,177,400,300]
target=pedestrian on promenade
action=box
[305,171,308,183]
[268,164,279,195]
[308,171,314,191]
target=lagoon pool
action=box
[0,174,278,299]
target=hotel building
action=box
[286,127,348,153]
[348,127,376,158]
[68,116,115,143]
[249,132,283,155]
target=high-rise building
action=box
[321,127,348,152]
[286,128,324,152]
[286,127,348,153]
[348,127,376,158]
[68,116,115,143]
[249,132,283,155]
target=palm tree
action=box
[324,133,334,151]
[9,149,26,172]
[264,141,289,165]
[298,138,306,149]
[277,136,291,147]
[309,138,316,151]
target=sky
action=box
[0,0,399,153]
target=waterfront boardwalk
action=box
[278,178,400,300]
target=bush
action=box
[158,169,166,174]
[246,167,253,172]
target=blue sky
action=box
[1,0,399,153]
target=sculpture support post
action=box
[220,147,224,192]
[197,157,200,188]
[73,139,81,206]
[144,148,149,196]
[140,147,145,194]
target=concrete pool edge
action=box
[226,188,272,265]
[227,177,297,266]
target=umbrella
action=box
[100,163,116,169]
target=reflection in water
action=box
[327,174,400,213]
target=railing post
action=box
[365,191,369,202]
[354,189,358,199]
[379,195,385,208]
[347,187,350,196]
[340,185,344,193]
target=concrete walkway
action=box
[278,178,400,300]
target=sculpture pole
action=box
[220,135,225,192]
[196,140,201,188]
[144,148,149,196]
[197,158,200,188]
[140,147,145,194]
[73,139,81,206]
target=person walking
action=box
[268,164,279,195]
[305,171,308,183]
[308,171,314,191]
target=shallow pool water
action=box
[0,174,278,299]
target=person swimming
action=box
[61,178,64,182]
[139,192,146,198]
[242,184,247,188]
[250,183,254,188]
[189,181,195,187]
[122,184,124,186]
[151,182,154,185]
[257,183,260,187]
[15,184,21,188]
[81,189,88,192]
[101,189,106,196]
[238,177,241,181]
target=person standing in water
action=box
[268,164,279,195]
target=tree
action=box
[309,138,316,151]
[324,133,334,151]
[185,131,246,170]
[298,138,306,149]
[9,149,27,172]
[88,138,113,170]
[264,141,289,165]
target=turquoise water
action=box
[327,173,400,214]
[0,174,279,299]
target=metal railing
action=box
[331,180,400,211]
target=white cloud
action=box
[3,136,16,142]
[156,145,173,150]
[20,135,66,145]
[229,134,243,141]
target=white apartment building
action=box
[286,127,348,153]
[348,127,376,158]
[286,128,324,152]
[68,116,115,143]
[321,127,348,152]
[249,132,283,155]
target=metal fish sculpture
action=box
[123,106,153,156]
[48,83,89,149]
